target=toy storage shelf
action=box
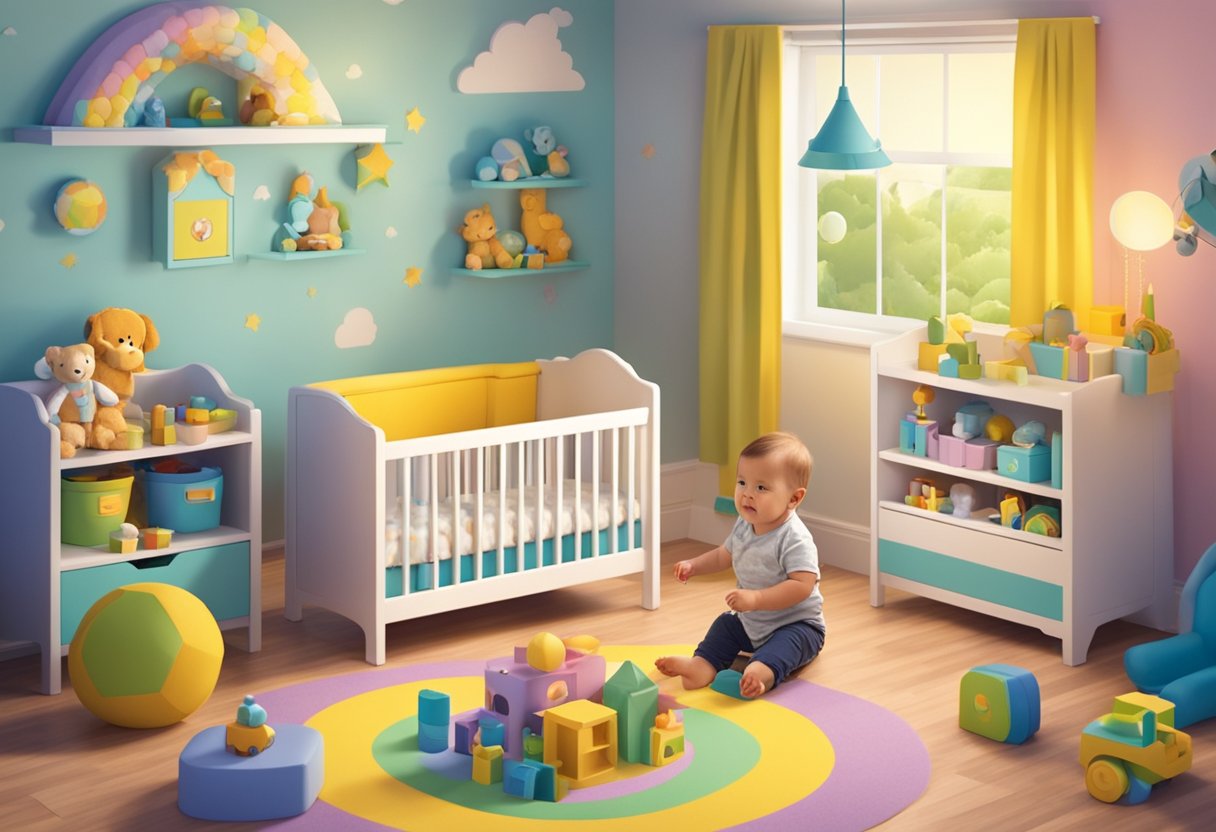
[469,178,586,189]
[452,260,589,277]
[247,248,367,262]
[12,125,388,147]
[871,327,1174,666]
[0,363,262,695]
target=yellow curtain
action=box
[1011,18,1096,327]
[699,25,783,499]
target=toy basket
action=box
[142,464,223,533]
[61,474,134,546]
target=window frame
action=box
[782,23,1017,333]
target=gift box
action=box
[963,438,999,470]
[1114,347,1180,395]
[1028,342,1066,380]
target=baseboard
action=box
[798,511,870,575]
[1122,580,1183,634]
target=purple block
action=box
[453,714,480,756]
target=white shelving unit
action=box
[871,327,1174,665]
[12,124,387,147]
[0,364,261,694]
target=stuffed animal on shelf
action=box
[36,343,121,458]
[460,204,515,270]
[523,125,570,178]
[239,84,277,126]
[279,173,345,252]
[486,138,533,182]
[519,189,572,264]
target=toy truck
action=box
[1079,692,1191,804]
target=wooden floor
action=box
[1,539,1212,831]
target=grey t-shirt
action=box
[724,514,825,645]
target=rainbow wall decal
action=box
[43,2,341,127]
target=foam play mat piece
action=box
[256,645,930,831]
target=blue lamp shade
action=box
[798,86,892,171]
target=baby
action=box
[656,432,825,698]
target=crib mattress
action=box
[385,480,640,566]
[386,521,641,597]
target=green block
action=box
[603,660,658,764]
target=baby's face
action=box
[734,454,801,533]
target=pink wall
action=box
[1090,0,1216,579]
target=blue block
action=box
[1114,347,1148,395]
[997,443,1051,483]
[479,716,505,748]
[418,723,448,754]
[959,664,1040,744]
[418,689,450,724]
[178,725,323,821]
[454,714,480,755]
[503,760,538,800]
[899,420,916,454]
[710,669,747,700]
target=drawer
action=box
[877,506,1063,621]
[61,543,250,644]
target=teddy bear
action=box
[38,344,120,458]
[519,189,572,264]
[460,204,515,270]
[80,306,160,443]
[280,172,345,252]
[523,126,570,178]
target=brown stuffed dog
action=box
[80,307,160,445]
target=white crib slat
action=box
[475,446,484,582]
[628,427,636,549]
[592,429,600,558]
[429,453,439,591]
[497,443,506,577]
[451,451,461,585]
[535,438,545,569]
[516,441,525,571]
[555,436,564,568]
[573,432,582,561]
[402,457,412,594]
[610,428,620,554]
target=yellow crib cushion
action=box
[310,362,540,441]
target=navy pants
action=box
[694,612,825,689]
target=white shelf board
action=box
[13,125,388,147]
[877,359,1121,410]
[61,526,252,571]
[879,499,1065,551]
[878,448,1063,499]
[59,430,254,470]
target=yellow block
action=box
[1147,348,1180,395]
[918,342,948,372]
[1088,305,1126,337]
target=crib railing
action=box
[382,407,649,593]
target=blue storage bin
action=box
[997,444,1051,483]
[143,465,223,533]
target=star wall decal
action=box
[406,106,426,134]
[356,143,394,190]
[60,253,77,269]
[244,313,262,332]
[307,287,318,298]
[404,267,422,287]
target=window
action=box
[782,23,1016,330]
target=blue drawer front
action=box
[61,542,250,644]
[878,539,1063,621]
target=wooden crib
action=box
[285,348,660,664]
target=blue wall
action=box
[0,0,615,540]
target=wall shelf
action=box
[452,261,588,277]
[469,178,585,190]
[247,248,366,262]
[12,125,388,147]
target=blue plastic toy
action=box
[959,664,1040,744]
[710,669,748,700]
[1124,542,1216,728]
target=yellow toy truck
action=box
[1079,692,1191,804]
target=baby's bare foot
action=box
[654,655,715,689]
[740,661,775,698]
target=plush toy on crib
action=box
[36,343,121,458]
[460,204,515,270]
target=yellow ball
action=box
[69,583,223,728]
[526,631,566,672]
[986,414,1015,443]
[54,179,107,236]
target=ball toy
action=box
[69,582,224,728]
[526,631,566,672]
[54,179,107,236]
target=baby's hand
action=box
[673,561,695,583]
[725,589,760,612]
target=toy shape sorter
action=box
[419,632,681,801]
[959,664,1040,744]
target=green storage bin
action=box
[61,474,134,546]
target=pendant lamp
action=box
[798,0,891,170]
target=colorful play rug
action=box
[258,645,929,831]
